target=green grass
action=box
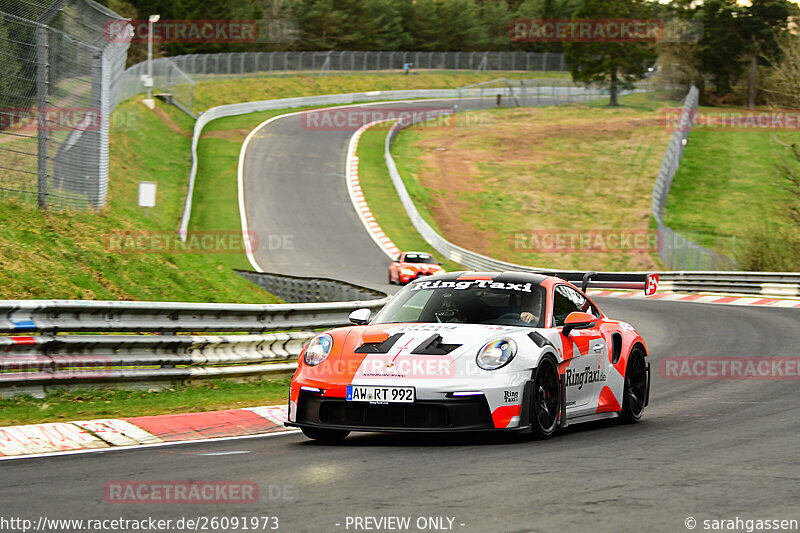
[0,376,291,426]
[192,71,569,110]
[663,107,799,255]
[587,89,683,112]
[0,97,280,302]
[376,94,671,272]
[356,127,462,271]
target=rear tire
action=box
[528,356,561,439]
[301,427,350,443]
[620,347,647,423]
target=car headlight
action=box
[400,268,415,275]
[304,334,333,366]
[476,338,517,370]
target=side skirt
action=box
[566,411,620,425]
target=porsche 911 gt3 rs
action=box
[286,271,657,442]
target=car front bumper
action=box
[287,389,497,432]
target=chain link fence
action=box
[168,50,567,79]
[455,77,651,109]
[114,51,568,116]
[116,57,195,117]
[0,0,130,210]
[652,85,734,270]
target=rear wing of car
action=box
[547,271,659,296]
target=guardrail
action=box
[658,272,800,297]
[0,298,388,396]
[236,270,386,303]
[383,115,800,299]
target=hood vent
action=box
[355,333,404,354]
[411,334,461,355]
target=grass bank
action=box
[372,93,673,271]
[192,71,569,110]
[664,107,800,263]
[0,97,279,302]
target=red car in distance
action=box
[389,252,446,285]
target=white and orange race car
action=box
[388,252,445,284]
[287,271,658,442]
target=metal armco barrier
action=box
[0,298,389,396]
[658,272,800,297]
[0,299,387,334]
[236,270,386,303]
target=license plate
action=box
[346,385,415,404]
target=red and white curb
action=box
[0,404,291,458]
[346,120,401,260]
[589,289,800,308]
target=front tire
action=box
[528,356,561,439]
[620,347,648,423]
[301,427,350,443]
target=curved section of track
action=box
[239,97,563,292]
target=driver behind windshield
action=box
[427,287,543,326]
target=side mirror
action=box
[349,308,371,325]
[562,311,596,336]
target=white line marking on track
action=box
[192,450,252,456]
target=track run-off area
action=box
[3,98,798,533]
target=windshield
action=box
[373,279,546,327]
[404,253,436,264]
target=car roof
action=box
[412,271,551,285]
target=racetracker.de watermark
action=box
[662,109,800,132]
[0,355,112,380]
[661,357,800,380]
[104,19,259,44]
[0,107,101,133]
[103,231,293,254]
[513,230,660,253]
[510,18,702,43]
[302,354,457,380]
[301,107,464,131]
[104,481,258,504]
[510,18,658,42]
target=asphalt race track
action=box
[4,98,799,532]
[3,299,799,532]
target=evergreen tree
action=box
[563,0,656,106]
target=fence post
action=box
[36,24,49,209]
[90,48,104,208]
